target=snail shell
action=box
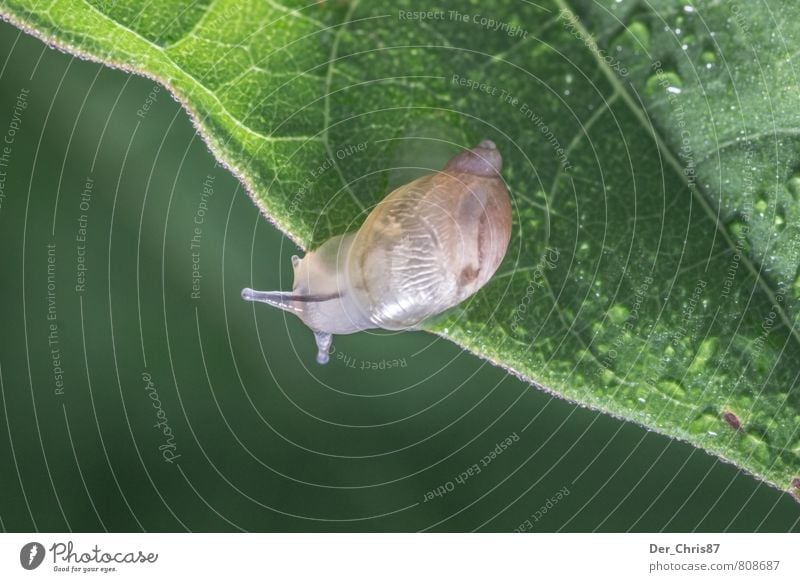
[242,139,512,364]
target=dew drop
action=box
[627,21,651,47]
[645,70,682,96]
[773,208,785,229]
[612,20,650,52]
[786,174,800,200]
[608,304,630,325]
[689,413,719,435]
[754,194,768,214]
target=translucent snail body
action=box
[242,140,512,364]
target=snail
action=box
[242,139,512,364]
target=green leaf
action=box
[2,0,798,496]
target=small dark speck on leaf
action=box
[721,411,743,431]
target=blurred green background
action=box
[0,19,797,532]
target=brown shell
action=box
[347,142,512,329]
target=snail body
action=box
[242,140,512,364]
